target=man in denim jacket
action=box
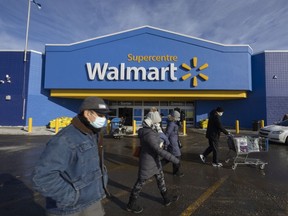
[32,97,110,216]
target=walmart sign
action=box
[86,54,209,87]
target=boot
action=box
[126,197,143,214]
[173,165,184,177]
[161,191,179,207]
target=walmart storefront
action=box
[1,26,257,128]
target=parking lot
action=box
[0,128,287,216]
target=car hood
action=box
[261,125,287,131]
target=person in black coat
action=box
[126,115,180,213]
[200,107,230,167]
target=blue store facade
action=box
[0,26,287,128]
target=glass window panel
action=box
[134,109,142,116]
[160,109,169,116]
[144,109,150,116]
[134,117,142,121]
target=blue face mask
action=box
[90,116,107,128]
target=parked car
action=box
[259,120,288,144]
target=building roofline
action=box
[45,25,252,50]
[253,50,288,55]
[0,50,42,55]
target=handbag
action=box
[133,146,141,157]
[178,139,182,149]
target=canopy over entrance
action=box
[50,89,247,101]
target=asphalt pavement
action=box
[0,127,287,216]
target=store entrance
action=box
[119,108,133,126]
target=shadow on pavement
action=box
[0,173,45,216]
[105,152,139,167]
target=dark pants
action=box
[161,156,181,175]
[203,138,219,163]
[129,170,167,200]
[172,156,181,174]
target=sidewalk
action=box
[0,126,259,136]
[0,126,55,135]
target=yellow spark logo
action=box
[180,57,209,87]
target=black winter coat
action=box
[206,109,229,141]
[137,127,180,180]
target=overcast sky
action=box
[0,0,288,54]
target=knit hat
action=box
[172,110,181,121]
[216,107,224,112]
[142,118,153,127]
[79,97,110,114]
[146,111,162,123]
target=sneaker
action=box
[165,195,180,206]
[173,172,184,177]
[126,204,143,214]
[212,163,223,167]
[199,154,206,163]
[163,194,180,206]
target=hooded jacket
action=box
[137,126,180,180]
[165,121,181,157]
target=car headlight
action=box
[272,130,284,134]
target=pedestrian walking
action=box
[147,110,170,150]
[32,96,110,216]
[200,107,230,167]
[126,115,180,214]
[164,110,184,177]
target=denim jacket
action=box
[32,117,108,215]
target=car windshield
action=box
[277,120,288,126]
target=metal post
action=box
[107,120,111,134]
[133,120,137,135]
[28,117,33,133]
[24,0,31,62]
[55,118,60,134]
[182,120,187,136]
[260,120,264,128]
[22,0,42,121]
[235,120,239,134]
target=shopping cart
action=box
[110,117,126,139]
[225,135,269,170]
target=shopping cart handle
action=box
[227,133,234,138]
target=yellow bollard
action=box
[28,117,33,133]
[133,120,137,135]
[107,120,111,134]
[235,120,239,134]
[55,118,60,134]
[182,120,187,136]
[260,120,265,128]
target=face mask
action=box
[90,116,107,128]
[218,112,223,116]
